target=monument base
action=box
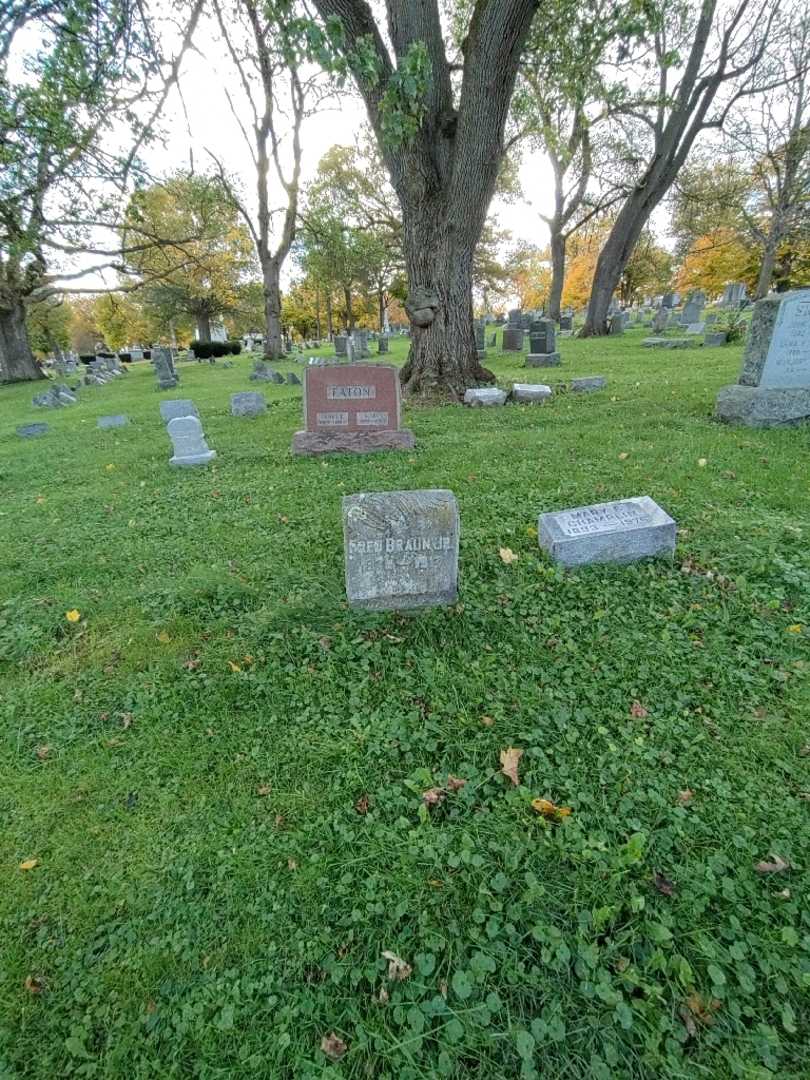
[641,338,694,349]
[715,385,810,427]
[292,429,415,455]
[526,352,561,367]
[170,450,216,467]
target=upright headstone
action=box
[230,391,266,417]
[539,496,676,567]
[160,399,199,422]
[153,347,178,390]
[507,308,521,327]
[334,335,348,357]
[503,327,524,351]
[378,335,390,355]
[342,489,459,610]
[474,321,486,357]
[292,363,415,455]
[715,290,810,426]
[167,415,216,467]
[559,314,573,332]
[661,292,676,309]
[721,282,747,309]
[608,314,624,335]
[652,308,670,333]
[527,319,561,367]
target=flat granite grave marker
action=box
[512,383,552,403]
[167,415,216,467]
[293,363,414,455]
[17,423,49,438]
[342,489,459,610]
[464,387,507,406]
[160,399,199,422]
[570,376,607,392]
[97,414,129,429]
[715,289,810,426]
[539,496,676,567]
[231,391,266,417]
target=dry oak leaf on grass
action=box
[320,1033,347,1061]
[653,872,675,896]
[382,950,412,981]
[754,854,790,874]
[500,747,523,786]
[355,795,370,814]
[677,788,695,806]
[681,992,721,1036]
[531,798,572,822]
[19,859,39,871]
[446,776,467,792]
[24,976,46,994]
[499,547,519,565]
[422,787,446,807]
[630,701,649,718]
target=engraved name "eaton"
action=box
[326,385,376,399]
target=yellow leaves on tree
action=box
[675,228,757,297]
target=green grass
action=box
[1,330,808,1079]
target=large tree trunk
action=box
[196,311,212,342]
[344,286,354,331]
[755,218,783,299]
[262,257,284,360]
[547,228,565,322]
[0,297,45,383]
[400,212,492,398]
[378,288,385,332]
[582,192,651,335]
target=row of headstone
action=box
[32,383,78,408]
[464,376,606,406]
[342,489,676,610]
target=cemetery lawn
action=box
[2,331,809,1080]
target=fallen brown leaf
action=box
[677,788,694,806]
[422,787,446,807]
[382,950,412,981]
[480,715,494,727]
[257,785,271,796]
[754,854,790,874]
[531,798,572,821]
[24,975,45,994]
[678,1004,698,1038]
[630,700,649,718]
[446,775,467,792]
[35,745,50,760]
[19,859,38,871]
[500,747,523,786]
[320,1033,347,1061]
[355,795,370,814]
[318,636,332,650]
[287,858,298,871]
[376,986,389,1005]
[499,547,519,565]
[653,872,675,897]
[120,713,133,729]
[684,992,721,1026]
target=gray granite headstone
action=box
[503,327,524,351]
[716,289,810,426]
[704,331,728,347]
[463,387,508,406]
[231,391,266,417]
[153,347,179,390]
[512,383,552,403]
[97,414,129,429]
[570,376,607,392]
[167,415,216,467]
[286,372,301,385]
[17,423,49,438]
[334,335,348,357]
[160,399,199,422]
[378,336,389,355]
[609,315,624,335]
[539,496,676,568]
[342,489,459,610]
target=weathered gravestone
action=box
[167,415,216,467]
[652,308,669,333]
[16,423,49,438]
[160,399,199,423]
[334,335,348,357]
[475,321,486,357]
[609,314,624,335]
[527,319,561,366]
[231,391,266,417]
[539,496,676,568]
[559,314,573,332]
[153,347,178,390]
[661,292,676,308]
[642,337,694,349]
[715,289,810,426]
[704,331,728,347]
[503,327,525,351]
[97,414,129,429]
[685,322,706,335]
[292,363,415,455]
[378,335,389,355]
[721,282,747,308]
[512,383,552,403]
[33,384,77,408]
[286,372,301,385]
[464,387,507,406]
[570,376,607,392]
[507,308,521,326]
[342,489,459,610]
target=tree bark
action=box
[344,285,354,331]
[262,257,284,359]
[755,216,783,298]
[196,311,212,342]
[547,228,565,322]
[378,287,385,332]
[326,291,333,338]
[310,0,538,398]
[0,296,45,383]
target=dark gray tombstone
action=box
[160,399,198,422]
[153,347,178,390]
[503,327,524,351]
[17,423,49,438]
